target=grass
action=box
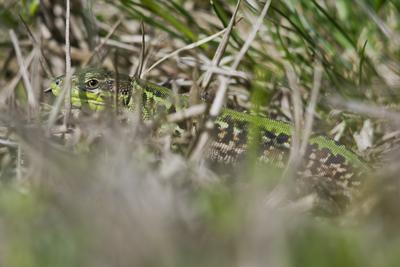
[0,0,400,266]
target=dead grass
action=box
[0,0,400,266]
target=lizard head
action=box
[49,67,132,111]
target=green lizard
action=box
[49,67,369,214]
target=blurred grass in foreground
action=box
[0,0,400,266]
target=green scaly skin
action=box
[50,67,369,214]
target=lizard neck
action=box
[128,77,188,118]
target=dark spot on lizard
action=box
[142,92,147,105]
[221,123,234,144]
[316,147,332,160]
[106,79,114,91]
[276,133,290,145]
[147,86,164,98]
[326,154,346,165]
[265,131,276,140]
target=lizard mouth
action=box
[70,90,107,110]
[50,85,107,110]
[71,96,105,106]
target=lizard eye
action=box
[86,78,99,90]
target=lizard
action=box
[49,67,370,214]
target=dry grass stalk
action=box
[0,50,35,106]
[144,28,229,75]
[167,103,206,123]
[190,0,273,162]
[62,0,72,128]
[299,61,322,157]
[200,0,242,90]
[9,30,37,115]
[83,18,123,66]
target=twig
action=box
[83,18,122,66]
[113,50,120,114]
[263,66,305,206]
[201,0,242,89]
[9,30,37,115]
[134,21,146,78]
[284,64,302,172]
[144,28,229,74]
[265,64,306,208]
[46,68,74,133]
[199,65,250,80]
[16,144,22,182]
[179,57,250,80]
[328,97,400,125]
[46,41,91,62]
[31,44,41,113]
[188,0,242,161]
[101,38,141,52]
[0,50,35,105]
[167,104,206,123]
[210,0,272,117]
[0,138,18,147]
[63,0,72,128]
[138,21,146,78]
[299,61,322,156]
[190,0,272,161]
[18,14,54,77]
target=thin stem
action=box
[300,61,322,157]
[9,30,37,118]
[63,0,72,128]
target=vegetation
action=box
[0,0,400,266]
